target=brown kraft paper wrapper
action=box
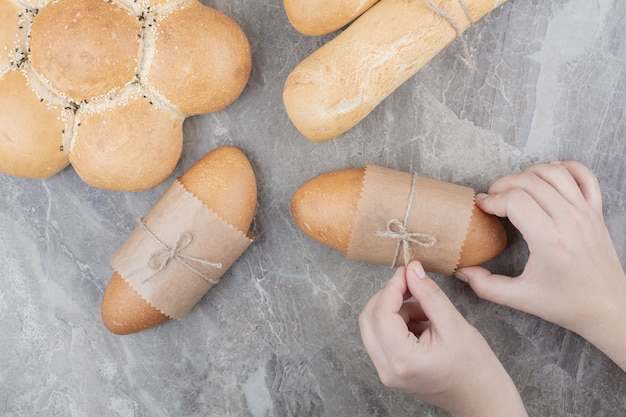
[346,165,475,275]
[110,180,253,320]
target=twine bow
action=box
[377,219,437,267]
[140,218,222,284]
[375,173,437,267]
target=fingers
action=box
[359,267,415,370]
[486,161,600,215]
[559,161,603,215]
[475,190,552,245]
[478,161,602,239]
[454,266,528,311]
[486,166,574,220]
[405,262,461,329]
[360,262,463,365]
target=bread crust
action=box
[291,168,506,269]
[29,0,141,102]
[284,0,507,142]
[69,96,184,191]
[0,0,251,190]
[284,0,379,36]
[0,0,21,68]
[101,146,257,334]
[0,70,69,178]
[149,1,252,116]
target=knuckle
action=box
[381,361,414,388]
[507,187,531,204]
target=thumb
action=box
[454,266,527,310]
[405,261,459,326]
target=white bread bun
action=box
[284,0,379,36]
[0,0,251,191]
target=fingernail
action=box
[454,270,468,283]
[475,193,488,200]
[410,262,426,279]
[550,160,562,165]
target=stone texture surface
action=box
[1,0,625,416]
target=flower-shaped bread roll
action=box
[0,0,251,191]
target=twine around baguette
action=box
[425,0,475,69]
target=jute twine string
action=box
[376,173,437,267]
[425,0,476,70]
[140,218,222,284]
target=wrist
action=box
[450,365,528,417]
[574,274,626,371]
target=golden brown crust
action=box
[149,1,252,116]
[0,70,69,178]
[0,0,21,68]
[180,146,257,232]
[291,168,363,253]
[69,96,184,192]
[283,0,379,36]
[457,205,507,268]
[291,167,507,268]
[101,271,170,335]
[1,0,251,190]
[29,0,140,102]
[101,146,257,334]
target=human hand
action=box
[359,261,527,417]
[455,161,626,370]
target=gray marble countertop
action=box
[1,1,625,416]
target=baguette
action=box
[283,0,507,142]
[283,0,379,36]
[101,146,257,335]
[291,168,506,269]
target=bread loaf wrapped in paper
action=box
[102,146,257,334]
[291,165,506,274]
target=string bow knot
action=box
[375,173,438,267]
[377,219,437,267]
[140,218,222,284]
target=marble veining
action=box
[1,1,625,416]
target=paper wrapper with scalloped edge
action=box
[110,179,253,320]
[346,165,475,275]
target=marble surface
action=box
[1,0,625,416]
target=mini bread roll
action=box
[291,168,506,270]
[29,0,140,102]
[69,95,184,191]
[0,70,69,178]
[149,1,252,116]
[0,0,21,67]
[101,146,257,335]
[283,0,507,142]
[283,0,379,36]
